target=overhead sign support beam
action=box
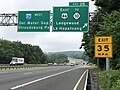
[0,13,18,26]
[0,12,100,26]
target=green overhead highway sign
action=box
[52,6,89,32]
[69,2,89,6]
[18,11,50,32]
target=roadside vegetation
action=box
[100,70,120,90]
[0,39,69,64]
[0,39,47,64]
[80,0,120,89]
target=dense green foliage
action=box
[47,54,69,64]
[49,51,84,59]
[81,1,120,89]
[0,39,69,64]
[0,39,47,64]
[100,70,120,90]
[95,0,120,13]
[81,0,120,69]
[99,11,120,69]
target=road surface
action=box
[0,66,88,90]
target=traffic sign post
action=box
[18,11,50,32]
[52,6,89,32]
[106,57,110,90]
[95,36,112,90]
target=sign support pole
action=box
[97,58,99,68]
[106,58,110,72]
[97,58,99,90]
[106,58,110,89]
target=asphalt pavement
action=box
[0,66,88,90]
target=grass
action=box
[90,67,120,90]
[100,70,120,90]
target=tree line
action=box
[49,51,84,59]
[0,39,68,64]
[47,53,69,64]
[81,0,120,69]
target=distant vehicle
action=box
[70,63,75,66]
[53,63,57,65]
[64,63,67,65]
[10,57,24,66]
[47,63,53,65]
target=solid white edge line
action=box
[73,69,88,90]
[84,69,88,90]
[10,67,79,90]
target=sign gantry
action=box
[0,2,100,32]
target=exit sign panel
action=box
[18,11,50,32]
[52,7,89,32]
[69,2,89,6]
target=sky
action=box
[0,0,96,52]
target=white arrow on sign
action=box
[82,23,88,28]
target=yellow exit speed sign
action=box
[95,36,112,58]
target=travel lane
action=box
[0,66,74,90]
[11,68,87,90]
[0,66,87,90]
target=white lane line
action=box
[10,67,79,90]
[23,72,32,75]
[73,69,88,90]
[84,70,88,90]
[0,72,9,74]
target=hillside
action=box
[48,51,84,59]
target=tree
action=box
[97,11,120,69]
[47,54,69,64]
[95,0,120,13]
[0,39,47,64]
[81,0,120,69]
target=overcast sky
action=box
[0,0,96,52]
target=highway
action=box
[0,66,88,90]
